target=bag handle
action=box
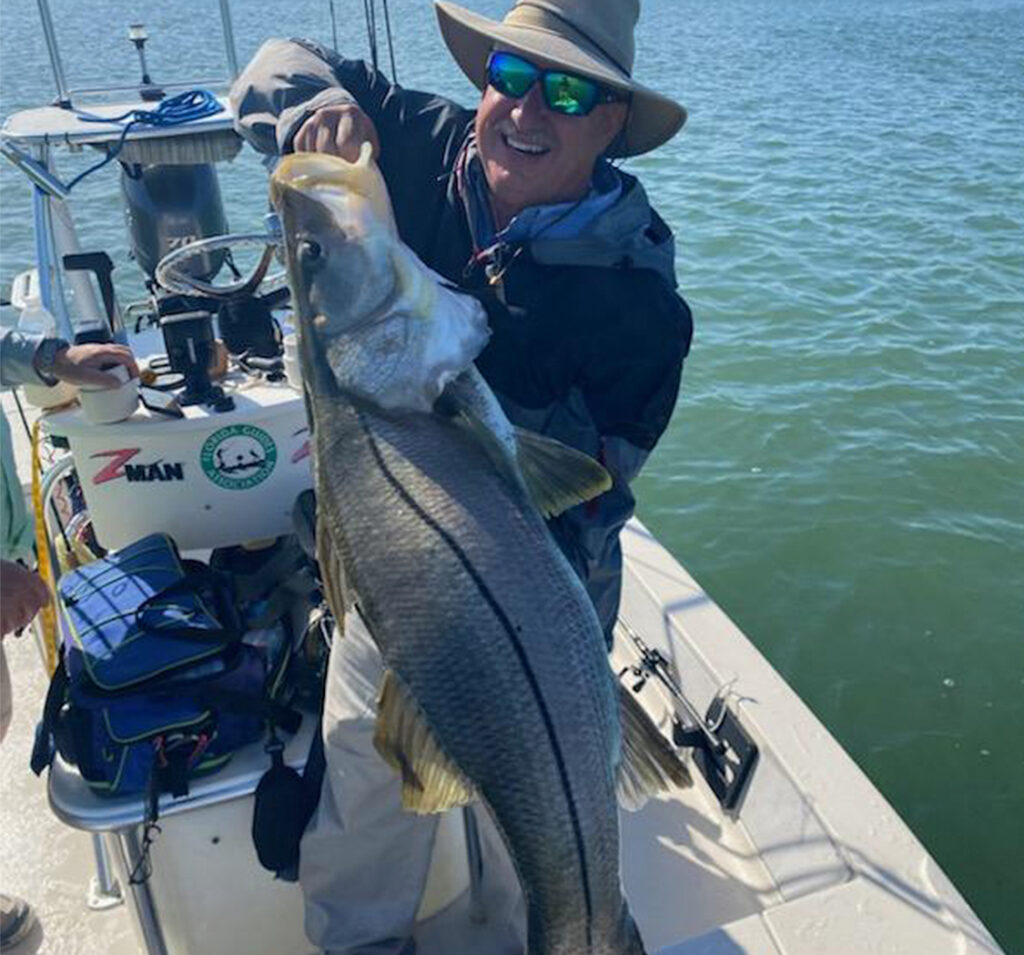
[136,564,243,644]
[31,656,69,777]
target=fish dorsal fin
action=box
[513,427,612,518]
[617,682,692,811]
[438,373,611,517]
[374,670,476,814]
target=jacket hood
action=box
[527,172,678,288]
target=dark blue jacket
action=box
[230,39,693,640]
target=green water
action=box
[2,1,1022,950]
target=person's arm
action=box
[230,37,472,160]
[1,560,50,636]
[231,38,474,254]
[0,328,56,388]
[230,37,370,156]
[0,328,138,389]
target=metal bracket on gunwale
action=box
[618,622,759,814]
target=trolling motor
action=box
[117,23,235,290]
[123,163,230,285]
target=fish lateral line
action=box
[353,405,596,939]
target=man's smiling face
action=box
[475,53,628,229]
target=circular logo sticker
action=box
[200,424,277,490]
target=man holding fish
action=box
[232,1,693,952]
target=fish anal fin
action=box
[617,682,692,811]
[374,670,475,815]
[514,428,612,518]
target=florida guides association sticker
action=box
[200,424,277,490]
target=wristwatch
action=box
[33,337,69,386]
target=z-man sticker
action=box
[92,449,185,484]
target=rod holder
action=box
[0,142,70,200]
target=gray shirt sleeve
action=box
[0,328,49,388]
[229,37,359,156]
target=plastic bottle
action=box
[17,302,57,337]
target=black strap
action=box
[160,748,192,799]
[251,652,327,880]
[299,628,329,826]
[31,659,69,776]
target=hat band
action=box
[508,2,633,78]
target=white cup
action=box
[282,333,302,390]
[78,364,140,425]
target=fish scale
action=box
[310,392,641,954]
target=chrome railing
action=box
[34,0,240,107]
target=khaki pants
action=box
[299,614,439,954]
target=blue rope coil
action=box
[67,89,223,190]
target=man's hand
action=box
[1,561,50,636]
[49,342,139,389]
[293,104,381,162]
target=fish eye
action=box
[298,239,323,264]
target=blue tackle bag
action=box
[31,533,299,799]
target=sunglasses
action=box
[486,51,626,117]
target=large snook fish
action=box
[271,143,689,955]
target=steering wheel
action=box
[154,233,288,299]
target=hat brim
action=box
[435,1,686,158]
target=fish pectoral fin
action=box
[513,428,612,518]
[617,682,693,811]
[374,670,476,815]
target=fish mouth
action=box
[272,145,369,191]
[270,142,396,237]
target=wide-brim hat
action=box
[435,0,687,158]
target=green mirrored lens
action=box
[543,72,600,116]
[489,52,538,99]
[487,52,606,117]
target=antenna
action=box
[128,24,164,101]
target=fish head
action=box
[271,142,490,411]
[271,142,398,342]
